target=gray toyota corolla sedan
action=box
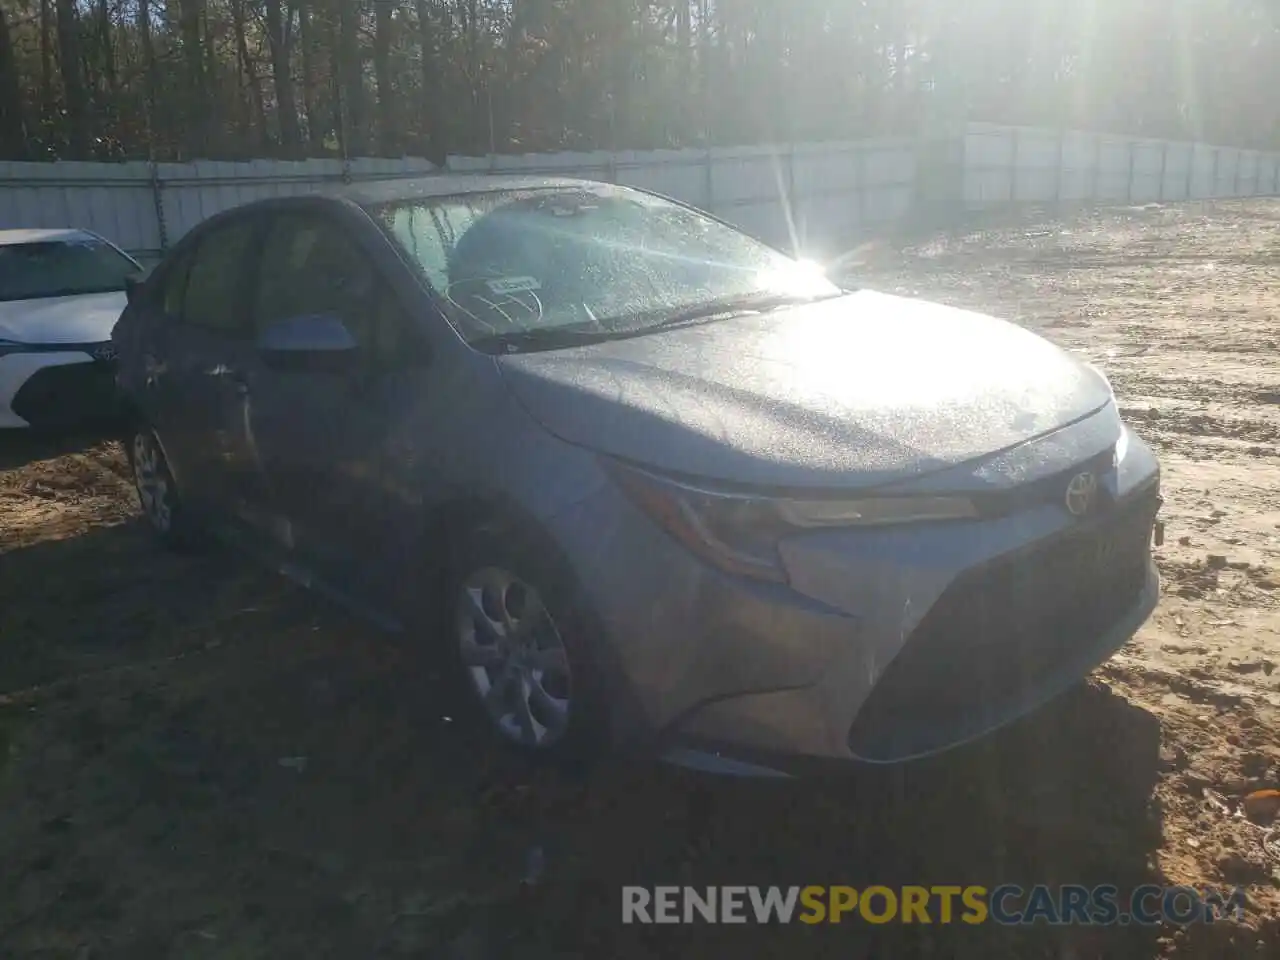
[112,176,1162,776]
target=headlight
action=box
[604,459,977,583]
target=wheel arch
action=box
[415,489,576,584]
[119,401,184,492]
[409,488,647,753]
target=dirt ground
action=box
[1,200,1278,959]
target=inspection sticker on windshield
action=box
[486,276,541,295]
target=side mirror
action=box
[124,272,145,305]
[257,313,359,372]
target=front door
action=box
[235,212,428,603]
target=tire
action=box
[125,424,201,550]
[441,520,609,770]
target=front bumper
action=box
[0,347,120,429]
[547,420,1162,772]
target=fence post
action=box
[1185,143,1195,200]
[149,159,168,255]
[1158,141,1168,202]
[855,143,867,225]
[1054,127,1065,204]
[1009,127,1019,202]
[786,141,798,252]
[1211,148,1220,198]
[1091,134,1101,201]
[703,146,714,213]
[1233,151,1242,195]
[1126,140,1136,202]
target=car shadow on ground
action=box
[0,521,1173,959]
[0,426,118,472]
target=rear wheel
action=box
[127,426,200,549]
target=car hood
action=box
[496,290,1113,490]
[0,291,127,344]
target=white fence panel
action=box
[0,156,439,259]
[962,125,1280,209]
[0,160,160,254]
[1161,143,1193,200]
[1059,132,1099,201]
[962,125,1015,204]
[3,131,1279,263]
[1190,144,1217,198]
[614,150,707,206]
[1214,148,1239,196]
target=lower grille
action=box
[847,487,1160,760]
[10,360,121,429]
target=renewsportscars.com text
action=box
[621,885,1247,926]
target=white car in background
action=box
[0,228,140,429]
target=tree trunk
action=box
[232,0,271,151]
[97,0,118,96]
[265,0,301,151]
[415,0,441,161]
[373,0,396,154]
[203,6,220,150]
[137,0,159,143]
[336,0,366,153]
[0,5,26,157]
[177,0,207,155]
[55,0,91,156]
[298,1,327,153]
[465,0,479,147]
[39,0,54,122]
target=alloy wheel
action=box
[456,566,572,747]
[132,431,172,533]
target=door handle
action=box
[143,353,166,388]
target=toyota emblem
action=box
[1064,471,1098,517]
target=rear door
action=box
[116,245,196,454]
[158,216,264,516]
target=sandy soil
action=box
[1,200,1278,958]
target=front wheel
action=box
[444,525,608,767]
[126,426,200,549]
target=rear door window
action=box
[155,251,194,319]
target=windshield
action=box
[0,237,139,302]
[372,185,840,350]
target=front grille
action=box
[10,360,122,429]
[847,486,1160,760]
[972,448,1117,516]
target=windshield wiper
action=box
[639,290,844,333]
[471,290,846,353]
[471,324,623,354]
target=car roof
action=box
[337,174,609,208]
[0,227,96,245]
